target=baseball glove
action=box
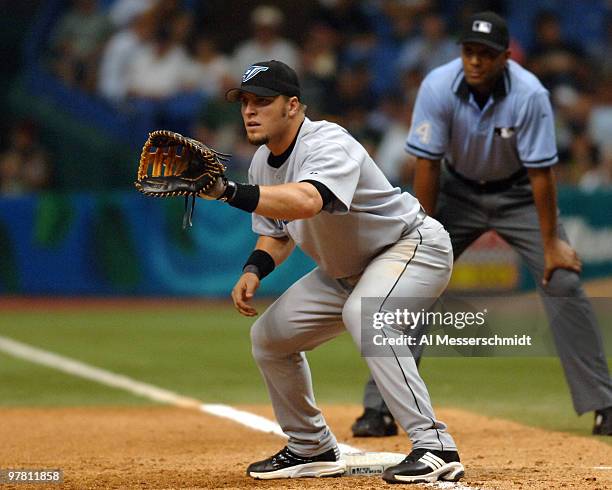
[134,130,230,228]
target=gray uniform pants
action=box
[250,215,458,456]
[364,169,612,415]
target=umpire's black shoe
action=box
[593,406,612,435]
[246,446,346,479]
[382,448,464,484]
[351,408,398,437]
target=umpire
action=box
[353,11,612,437]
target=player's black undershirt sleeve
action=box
[300,179,334,208]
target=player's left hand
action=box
[198,176,227,200]
[231,272,260,317]
[542,238,582,286]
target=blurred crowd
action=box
[0,121,52,195]
[3,0,612,193]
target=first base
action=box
[342,451,406,476]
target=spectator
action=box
[396,11,458,77]
[42,1,612,190]
[108,0,157,29]
[398,66,425,109]
[583,74,612,189]
[299,23,340,118]
[589,75,612,158]
[185,37,233,99]
[566,127,599,183]
[312,0,373,41]
[326,63,378,127]
[577,146,609,192]
[528,10,590,93]
[124,20,204,134]
[553,87,602,184]
[97,9,156,103]
[232,5,300,78]
[325,1,377,75]
[125,25,192,100]
[589,14,612,79]
[49,0,112,92]
[373,95,416,187]
[363,2,422,97]
[377,0,428,42]
[0,122,51,195]
[169,10,194,47]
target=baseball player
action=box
[353,11,612,438]
[198,60,466,484]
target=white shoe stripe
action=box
[419,455,442,470]
[423,452,446,467]
[419,458,440,470]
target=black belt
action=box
[445,163,528,194]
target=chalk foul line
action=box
[0,335,357,452]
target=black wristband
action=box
[243,249,275,279]
[217,178,237,202]
[227,183,260,212]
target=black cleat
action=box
[382,448,464,484]
[246,446,346,479]
[593,406,612,435]
[351,408,398,437]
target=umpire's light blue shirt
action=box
[405,58,558,182]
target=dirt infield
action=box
[0,405,610,489]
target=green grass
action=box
[0,351,149,405]
[0,303,609,439]
[0,306,370,405]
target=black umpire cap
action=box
[458,11,509,52]
[225,60,301,102]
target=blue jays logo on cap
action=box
[226,60,301,102]
[242,65,269,83]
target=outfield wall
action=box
[0,188,610,296]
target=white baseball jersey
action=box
[249,118,423,279]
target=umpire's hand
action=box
[542,238,582,286]
[232,272,260,316]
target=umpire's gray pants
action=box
[364,170,612,415]
[250,215,458,456]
